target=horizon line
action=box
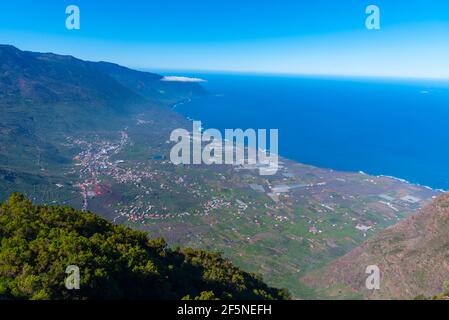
[136,66,449,83]
[3,43,449,83]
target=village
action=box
[66,128,439,245]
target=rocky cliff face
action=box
[302,193,449,299]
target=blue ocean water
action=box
[168,72,449,190]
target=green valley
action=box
[0,44,443,299]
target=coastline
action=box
[170,97,445,194]
[376,174,446,193]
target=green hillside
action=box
[0,193,289,300]
[0,44,203,204]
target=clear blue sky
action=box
[1,0,449,78]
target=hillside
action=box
[0,193,289,300]
[0,45,143,110]
[0,44,204,137]
[90,61,206,104]
[0,44,204,108]
[301,193,449,299]
[0,44,203,202]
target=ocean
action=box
[166,72,449,190]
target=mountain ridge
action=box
[0,44,144,110]
[0,44,205,110]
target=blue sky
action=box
[1,0,449,78]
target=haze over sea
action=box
[166,72,449,190]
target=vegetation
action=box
[415,281,449,300]
[0,193,289,300]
